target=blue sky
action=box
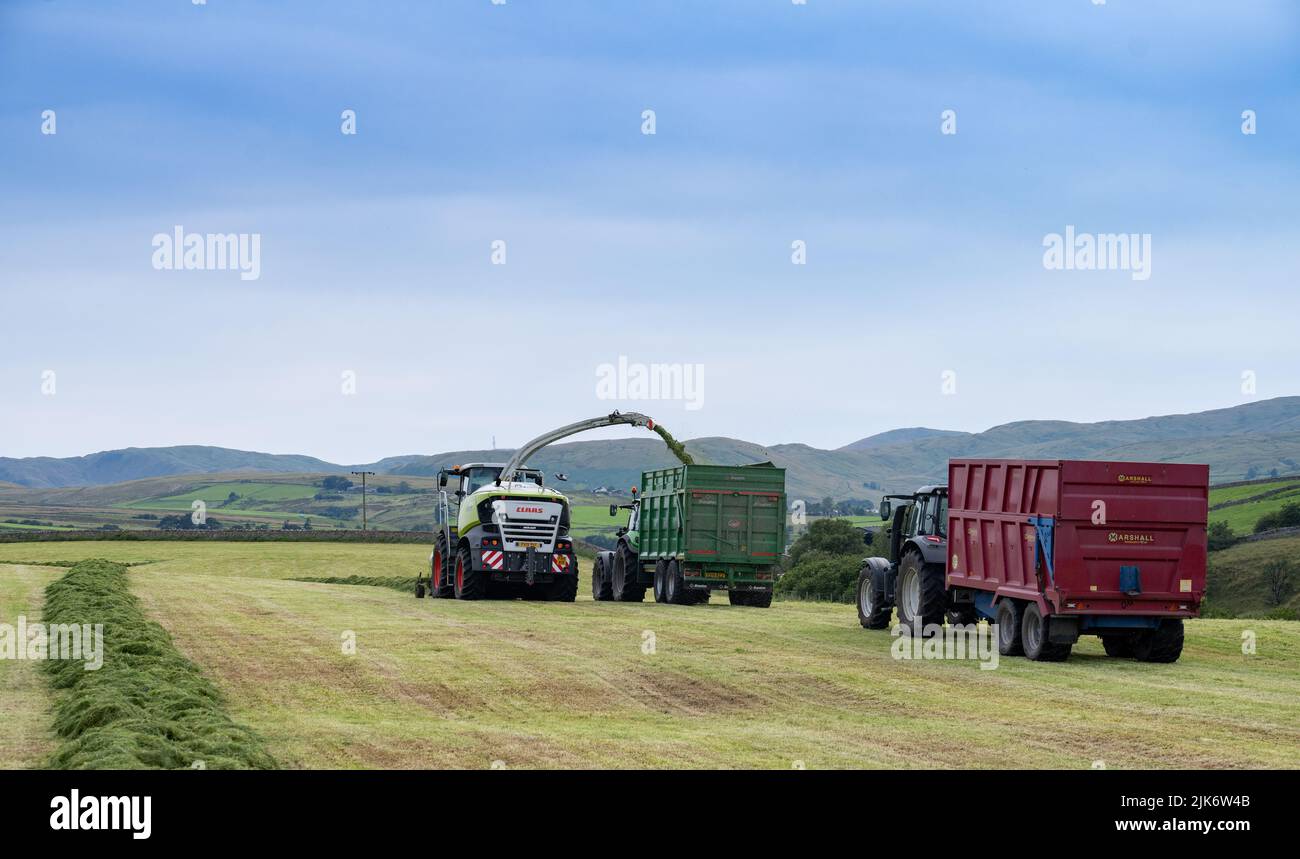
[2,0,1297,463]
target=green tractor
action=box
[416,412,664,601]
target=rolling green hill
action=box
[3,398,1300,502]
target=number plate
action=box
[516,541,541,549]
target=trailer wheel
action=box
[995,599,1024,656]
[896,550,945,633]
[653,560,668,604]
[1101,635,1134,658]
[745,589,772,608]
[728,590,749,607]
[453,544,485,600]
[1021,602,1071,661]
[691,590,711,605]
[857,568,892,629]
[613,545,645,602]
[664,560,689,605]
[1133,619,1184,663]
[592,555,613,601]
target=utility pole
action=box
[351,471,376,530]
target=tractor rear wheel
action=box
[1133,619,1184,663]
[453,543,485,600]
[613,545,645,602]
[896,550,945,633]
[592,555,613,601]
[856,568,892,629]
[996,599,1024,656]
[664,560,689,605]
[653,560,668,603]
[1021,602,1072,661]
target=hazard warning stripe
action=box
[481,550,504,570]
[551,554,570,573]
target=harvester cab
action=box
[857,486,953,631]
[417,411,662,603]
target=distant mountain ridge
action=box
[4,397,1300,498]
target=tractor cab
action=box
[874,486,948,565]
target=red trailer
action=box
[947,459,1208,661]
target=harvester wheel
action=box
[896,550,945,633]
[1133,619,1184,663]
[1021,602,1071,661]
[664,560,689,605]
[591,555,613,601]
[856,568,892,629]
[431,537,454,598]
[653,560,668,603]
[995,599,1024,656]
[613,545,645,602]
[453,544,485,600]
[1101,636,1135,658]
[546,564,579,602]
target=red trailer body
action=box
[947,459,1208,620]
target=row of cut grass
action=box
[40,559,277,769]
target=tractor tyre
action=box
[1133,619,1184,663]
[592,555,614,601]
[453,543,485,600]
[1021,602,1072,661]
[996,599,1024,656]
[613,545,645,602]
[895,550,945,633]
[856,567,892,629]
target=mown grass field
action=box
[0,564,57,767]
[2,540,1298,769]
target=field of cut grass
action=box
[2,540,1299,769]
[0,563,58,767]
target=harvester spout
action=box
[497,411,693,484]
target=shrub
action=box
[776,550,863,602]
[1207,520,1238,551]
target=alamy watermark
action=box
[152,225,261,281]
[1042,225,1150,281]
[891,622,999,670]
[596,356,704,411]
[1,616,103,671]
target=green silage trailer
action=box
[592,463,787,607]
